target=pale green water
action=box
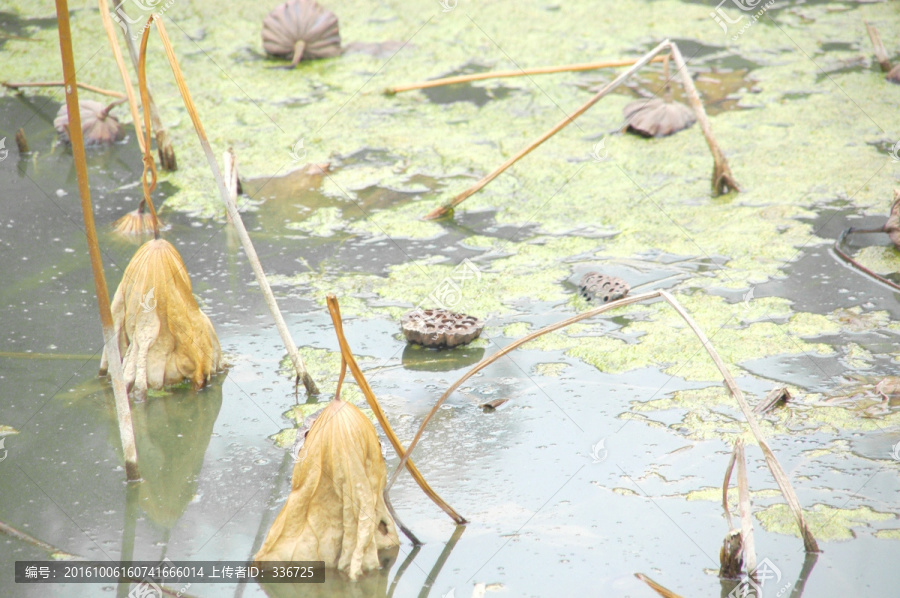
[1,0,899,596]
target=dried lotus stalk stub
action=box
[579,272,630,303]
[401,309,484,348]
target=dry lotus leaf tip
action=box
[255,399,399,580]
[623,97,696,138]
[401,309,484,348]
[113,208,159,236]
[262,0,341,67]
[53,99,124,146]
[100,239,221,399]
[579,272,630,304]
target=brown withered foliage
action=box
[100,239,221,398]
[255,399,399,580]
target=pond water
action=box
[1,0,899,597]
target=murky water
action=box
[3,0,900,597]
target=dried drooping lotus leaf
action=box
[100,239,221,399]
[579,272,629,304]
[888,64,900,84]
[262,0,341,67]
[624,97,696,138]
[255,399,399,580]
[401,309,484,348]
[54,100,124,145]
[114,205,159,236]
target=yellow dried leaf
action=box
[100,239,221,398]
[255,399,399,580]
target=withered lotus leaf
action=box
[100,239,221,398]
[624,98,696,138]
[113,209,159,236]
[54,100,124,146]
[255,399,399,580]
[262,0,341,66]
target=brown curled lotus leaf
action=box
[624,97,696,138]
[99,239,221,399]
[113,207,159,236]
[54,100,124,146]
[254,399,399,580]
[401,309,484,348]
[579,272,630,304]
[262,0,341,67]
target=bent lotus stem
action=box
[667,42,739,196]
[1,80,125,98]
[108,0,177,170]
[383,56,668,95]
[865,21,893,73]
[137,14,319,395]
[326,295,466,525]
[833,227,900,292]
[55,0,140,482]
[423,39,671,220]
[390,290,818,552]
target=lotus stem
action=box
[865,21,893,72]
[389,289,818,552]
[1,80,125,98]
[55,0,140,482]
[834,228,900,292]
[734,439,756,573]
[110,0,177,170]
[326,295,466,525]
[423,39,672,220]
[384,56,667,95]
[667,42,739,195]
[137,14,319,395]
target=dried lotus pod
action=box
[262,0,341,67]
[579,272,630,303]
[54,99,124,146]
[624,97,696,138]
[401,309,483,348]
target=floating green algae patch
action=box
[756,504,895,542]
[0,425,18,435]
[852,245,900,275]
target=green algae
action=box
[852,245,900,275]
[0,425,18,435]
[756,503,895,541]
[532,362,569,377]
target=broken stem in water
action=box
[667,43,739,195]
[388,290,818,552]
[865,21,893,73]
[325,295,466,526]
[55,0,140,482]
[423,39,672,220]
[136,14,319,395]
[384,56,667,95]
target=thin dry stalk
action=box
[2,80,125,98]
[0,520,80,559]
[634,573,685,598]
[721,446,738,531]
[667,43,739,195]
[325,295,466,525]
[384,56,667,95]
[97,0,147,156]
[865,21,893,72]
[136,14,318,395]
[112,0,177,170]
[388,290,819,553]
[423,40,671,220]
[224,148,238,224]
[734,438,757,573]
[55,0,140,482]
